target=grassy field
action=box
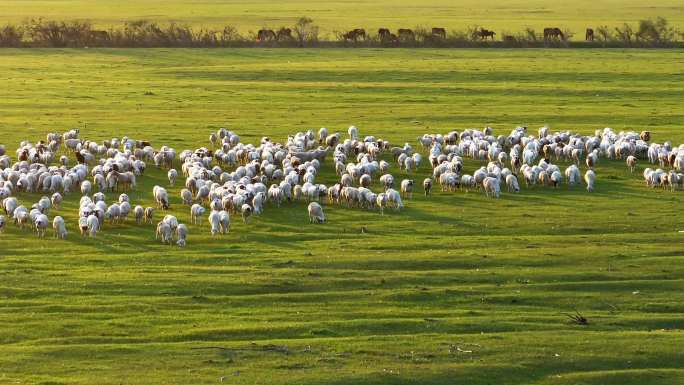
[1,0,683,35]
[0,48,683,384]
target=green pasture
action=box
[0,48,683,384]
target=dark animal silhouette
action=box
[257,29,276,42]
[398,28,415,40]
[585,28,594,41]
[342,29,366,42]
[378,28,391,41]
[276,28,293,40]
[477,28,496,40]
[432,27,446,39]
[544,27,564,41]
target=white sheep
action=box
[348,125,358,140]
[379,174,394,191]
[87,215,99,237]
[584,170,596,192]
[626,155,637,173]
[52,216,67,239]
[482,177,501,198]
[400,179,414,199]
[51,193,63,210]
[241,204,252,224]
[144,207,154,224]
[208,210,221,236]
[168,169,178,186]
[252,192,265,215]
[505,174,520,193]
[81,180,92,196]
[0,215,5,233]
[163,215,179,231]
[134,205,144,224]
[180,188,193,205]
[191,204,206,225]
[156,221,173,245]
[78,216,88,236]
[153,185,169,210]
[218,210,230,234]
[550,170,562,188]
[565,165,581,187]
[423,178,432,196]
[307,202,325,223]
[385,188,404,211]
[176,223,188,247]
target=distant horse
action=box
[342,28,366,42]
[257,29,276,42]
[432,27,446,39]
[543,27,564,41]
[477,28,496,40]
[585,28,594,41]
[276,28,293,41]
[398,28,415,41]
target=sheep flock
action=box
[0,125,682,246]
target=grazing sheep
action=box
[565,165,581,187]
[208,210,221,236]
[423,178,433,196]
[168,169,178,186]
[144,207,155,224]
[180,188,193,205]
[550,170,562,188]
[586,150,598,170]
[348,125,358,140]
[252,192,265,215]
[359,174,371,188]
[191,204,206,225]
[134,205,144,224]
[79,216,88,236]
[156,221,173,245]
[52,216,67,239]
[105,203,121,224]
[584,170,596,192]
[379,174,394,191]
[385,188,404,211]
[376,192,388,215]
[218,210,230,234]
[176,223,188,247]
[51,193,63,210]
[153,186,169,210]
[400,179,414,199]
[81,180,92,196]
[505,174,520,193]
[87,215,99,237]
[482,177,501,198]
[308,202,325,223]
[241,203,253,224]
[626,155,637,173]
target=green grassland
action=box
[1,0,683,35]
[0,48,683,384]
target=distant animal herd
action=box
[0,125,682,246]
[255,26,596,43]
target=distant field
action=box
[1,0,683,35]
[0,48,683,384]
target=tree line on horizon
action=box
[0,16,681,48]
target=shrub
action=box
[293,17,319,47]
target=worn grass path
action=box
[0,49,683,384]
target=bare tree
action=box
[293,17,319,47]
